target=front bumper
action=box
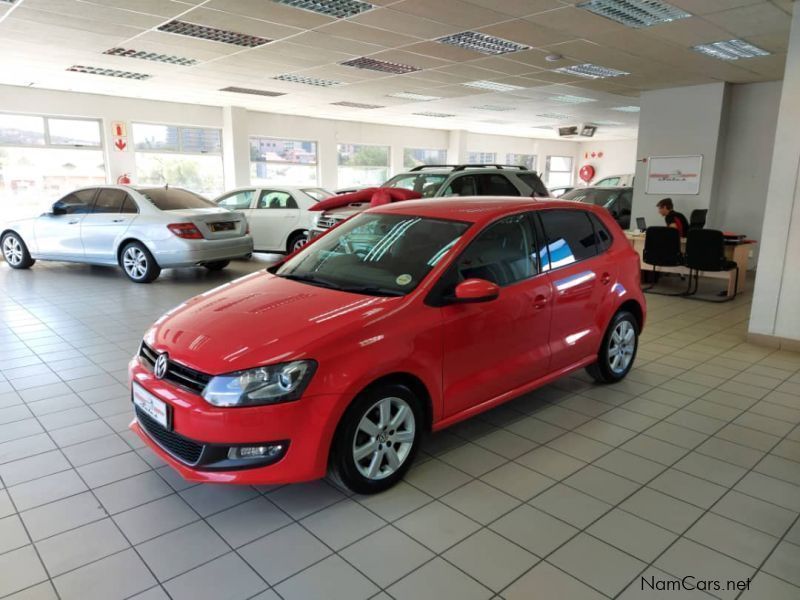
[129,358,342,484]
[152,236,254,268]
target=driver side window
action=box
[258,191,298,209]
[58,189,97,214]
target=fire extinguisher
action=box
[117,173,131,185]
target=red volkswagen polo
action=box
[130,198,645,494]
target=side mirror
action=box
[51,202,67,215]
[453,278,500,303]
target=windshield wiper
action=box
[278,273,340,290]
[338,286,406,297]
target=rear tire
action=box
[287,231,308,254]
[1,232,35,269]
[329,383,423,494]
[203,260,229,271]
[120,241,161,283]
[587,310,639,384]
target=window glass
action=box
[217,190,255,210]
[134,187,216,210]
[180,127,221,154]
[404,148,447,169]
[301,188,332,201]
[258,190,297,209]
[538,210,598,270]
[479,174,519,196]
[337,144,390,188]
[589,213,613,253]
[545,156,574,188]
[135,153,224,197]
[92,188,128,213]
[596,177,620,187]
[59,189,97,214]
[133,124,179,151]
[250,137,318,185]
[47,119,102,147]
[121,196,138,214]
[454,214,537,287]
[467,152,497,164]
[384,173,448,197]
[506,153,536,170]
[0,114,46,146]
[517,173,549,197]
[561,187,622,208]
[442,175,479,197]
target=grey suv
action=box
[310,164,549,237]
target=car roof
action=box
[369,196,602,224]
[394,167,539,176]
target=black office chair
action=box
[684,229,739,301]
[689,209,707,231]
[642,226,684,295]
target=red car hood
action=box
[144,271,401,374]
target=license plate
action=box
[133,383,170,429]
[209,221,236,232]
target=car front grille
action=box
[139,343,212,394]
[135,407,204,465]
[316,216,340,230]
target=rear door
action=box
[34,188,97,257]
[248,190,301,251]
[536,209,613,370]
[80,188,137,262]
[476,173,521,196]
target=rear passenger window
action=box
[92,189,128,213]
[442,175,478,197]
[538,210,598,270]
[589,214,612,253]
[121,196,138,214]
[479,174,519,196]
[517,173,549,197]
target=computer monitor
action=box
[636,217,646,232]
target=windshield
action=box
[276,212,469,296]
[302,188,333,201]
[561,187,624,209]
[383,173,449,198]
[135,187,217,210]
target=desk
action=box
[625,232,754,296]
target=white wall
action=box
[575,139,637,185]
[749,6,800,346]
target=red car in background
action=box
[130,197,645,494]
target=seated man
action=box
[656,198,689,237]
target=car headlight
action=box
[202,360,317,407]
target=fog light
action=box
[227,444,284,460]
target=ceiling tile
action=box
[176,6,303,41]
[21,0,165,28]
[390,0,512,27]
[746,31,792,53]
[526,6,630,37]
[505,48,580,69]
[351,7,463,38]
[667,0,764,15]
[477,19,575,47]
[368,49,451,69]
[463,0,569,17]
[289,32,384,55]
[467,56,544,75]
[641,16,739,46]
[203,0,334,28]
[402,40,483,62]
[317,21,423,47]
[703,3,790,37]
[74,0,204,18]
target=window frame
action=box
[0,112,103,150]
[545,155,574,187]
[250,136,320,185]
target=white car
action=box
[1,185,253,283]
[215,186,333,253]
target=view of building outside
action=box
[467,151,497,164]
[250,137,318,185]
[506,153,537,170]
[403,148,448,169]
[546,155,575,188]
[337,143,390,188]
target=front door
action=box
[249,190,301,252]
[34,188,97,258]
[80,188,137,262]
[441,213,553,417]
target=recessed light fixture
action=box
[463,80,525,92]
[387,92,442,101]
[537,112,574,120]
[331,101,384,109]
[472,104,516,111]
[273,73,343,87]
[549,94,597,104]
[580,125,597,137]
[436,31,529,55]
[273,0,374,18]
[413,111,455,118]
[545,53,564,62]
[103,48,198,66]
[553,63,629,79]
[577,0,691,28]
[611,105,640,112]
[341,57,419,74]
[591,119,625,125]
[692,39,771,60]
[158,20,271,47]
[220,86,286,97]
[66,65,151,80]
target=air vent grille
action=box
[67,65,151,80]
[331,101,384,109]
[103,48,198,66]
[553,63,629,79]
[220,86,286,97]
[158,20,271,47]
[387,92,442,101]
[273,74,343,87]
[273,0,374,18]
[437,31,529,55]
[413,112,455,118]
[692,39,770,60]
[463,80,524,92]
[577,0,691,28]
[341,57,419,74]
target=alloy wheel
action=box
[608,320,635,374]
[353,396,416,481]
[2,236,23,266]
[123,246,148,280]
[292,237,308,252]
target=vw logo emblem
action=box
[154,353,169,379]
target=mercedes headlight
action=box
[202,360,317,407]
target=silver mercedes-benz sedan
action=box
[1,185,253,283]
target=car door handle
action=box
[112,218,125,223]
[68,220,80,225]
[533,294,549,309]
[601,272,611,285]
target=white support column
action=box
[748,7,800,349]
[448,130,468,164]
[222,106,250,190]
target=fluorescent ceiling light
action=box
[436,31,529,55]
[273,73,343,87]
[480,119,509,124]
[463,80,524,92]
[341,57,419,74]
[553,63,629,79]
[549,94,597,104]
[220,86,286,97]
[331,101,384,109]
[66,65,151,80]
[387,92,442,101]
[577,0,691,28]
[692,39,771,60]
[591,119,625,125]
[537,112,574,120]
[413,112,455,118]
[158,20,271,48]
[472,105,516,111]
[103,48,198,66]
[273,0,374,18]
[611,105,640,112]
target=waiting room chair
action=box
[642,226,684,295]
[689,209,707,231]
[684,229,739,302]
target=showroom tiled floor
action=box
[1,259,799,600]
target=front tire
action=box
[587,310,639,383]
[329,383,422,494]
[287,231,308,254]
[203,260,229,271]
[120,241,161,283]
[2,232,35,269]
